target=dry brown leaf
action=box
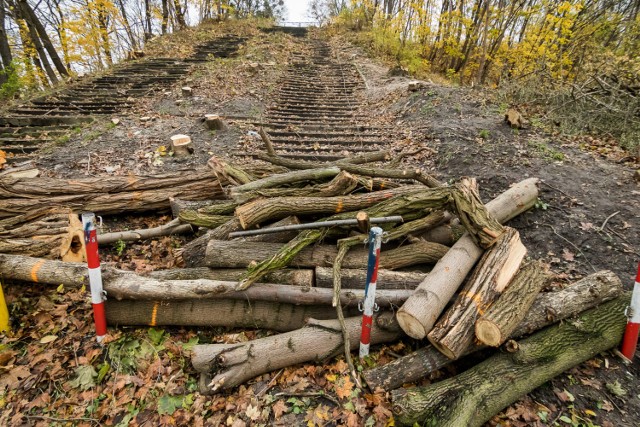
[335,375,354,400]
[272,400,287,419]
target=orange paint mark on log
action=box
[458,291,490,315]
[30,259,46,283]
[336,200,344,213]
[150,302,159,326]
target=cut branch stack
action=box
[0,149,627,424]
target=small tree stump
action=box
[181,86,193,97]
[170,134,193,157]
[204,114,228,131]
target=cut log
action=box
[426,228,526,359]
[207,156,254,185]
[102,271,411,306]
[391,294,629,427]
[0,209,85,262]
[0,169,225,217]
[148,267,313,287]
[98,218,193,245]
[231,170,360,204]
[422,178,539,245]
[192,313,401,392]
[315,267,426,290]
[397,179,540,340]
[235,186,423,229]
[107,299,358,331]
[181,86,192,97]
[180,218,242,267]
[362,270,622,391]
[204,240,448,270]
[504,108,525,129]
[169,198,213,218]
[204,114,228,131]
[475,261,548,347]
[241,216,302,243]
[170,134,193,157]
[259,127,275,155]
[178,211,231,229]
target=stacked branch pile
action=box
[0,149,629,426]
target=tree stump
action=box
[170,134,193,157]
[204,114,228,131]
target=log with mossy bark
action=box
[98,218,194,245]
[426,227,527,359]
[0,208,85,262]
[0,169,226,217]
[148,267,313,287]
[362,270,622,391]
[391,293,630,427]
[192,313,402,393]
[396,179,540,340]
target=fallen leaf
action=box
[579,222,595,231]
[69,365,97,390]
[39,335,58,344]
[584,409,596,417]
[157,395,184,415]
[562,248,575,262]
[245,404,260,421]
[335,375,354,400]
[554,388,575,402]
[272,400,287,419]
[600,400,614,412]
[580,377,601,389]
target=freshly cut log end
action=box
[396,310,429,341]
[61,213,86,262]
[474,319,502,347]
[170,134,193,157]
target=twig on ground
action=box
[597,211,620,231]
[543,224,597,272]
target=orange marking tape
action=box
[30,259,46,283]
[336,199,344,213]
[150,302,159,326]
[458,291,489,315]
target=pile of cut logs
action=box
[0,147,629,426]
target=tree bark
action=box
[231,170,360,204]
[475,261,548,347]
[255,153,441,187]
[235,186,422,229]
[148,267,313,287]
[0,209,85,262]
[426,228,526,359]
[0,170,225,218]
[362,270,623,391]
[422,178,539,245]
[391,294,629,427]
[18,1,57,84]
[192,314,401,392]
[203,240,448,270]
[231,166,341,195]
[397,179,540,340]
[106,299,358,331]
[315,267,427,290]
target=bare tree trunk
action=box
[145,0,153,40]
[116,0,139,50]
[18,2,58,84]
[19,0,68,77]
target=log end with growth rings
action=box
[396,310,428,340]
[475,319,503,347]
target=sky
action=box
[283,0,312,22]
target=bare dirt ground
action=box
[1,24,639,427]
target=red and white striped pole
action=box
[621,262,640,360]
[82,212,107,344]
[360,226,383,359]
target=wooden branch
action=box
[203,240,448,270]
[391,294,629,427]
[0,169,225,218]
[192,314,401,392]
[426,228,526,359]
[397,179,540,340]
[475,261,548,347]
[235,186,422,229]
[362,270,623,390]
[259,127,275,155]
[98,218,193,245]
[315,267,427,290]
[107,299,359,331]
[230,170,360,204]
[148,267,313,287]
[231,166,340,194]
[178,211,231,229]
[207,156,253,186]
[452,177,505,248]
